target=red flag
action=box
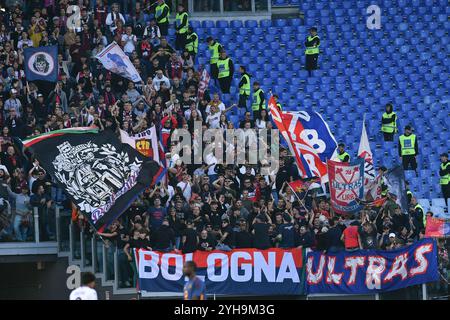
[425,217,450,238]
[288,180,307,193]
[288,177,320,193]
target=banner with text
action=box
[306,238,439,294]
[328,159,365,215]
[136,247,305,297]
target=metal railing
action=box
[66,222,137,295]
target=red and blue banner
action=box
[328,159,365,215]
[305,238,439,294]
[135,247,305,297]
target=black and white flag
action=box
[23,127,163,231]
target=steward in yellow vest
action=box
[398,125,418,176]
[251,81,265,119]
[439,153,450,204]
[410,198,425,229]
[381,103,397,142]
[305,27,320,76]
[154,0,170,36]
[207,37,223,80]
[238,66,251,110]
[216,51,234,94]
[185,27,198,58]
[337,143,350,163]
[175,4,189,51]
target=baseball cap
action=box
[11,89,17,94]
[37,93,43,97]
[389,233,396,238]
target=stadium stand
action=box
[0,0,448,300]
[188,0,449,201]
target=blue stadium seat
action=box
[216,20,229,28]
[228,20,242,29]
[260,19,272,28]
[180,1,448,197]
[245,20,258,28]
[202,20,215,28]
[274,19,287,27]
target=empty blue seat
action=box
[216,20,229,28]
[230,20,243,28]
[245,20,258,28]
[274,19,287,27]
[202,20,215,28]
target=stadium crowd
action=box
[0,0,447,292]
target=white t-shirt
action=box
[166,185,175,206]
[69,286,98,300]
[205,101,225,115]
[121,34,136,54]
[177,181,192,201]
[206,112,221,129]
[204,153,218,176]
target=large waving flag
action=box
[358,116,376,195]
[96,42,142,83]
[22,127,163,231]
[268,96,308,177]
[268,97,338,183]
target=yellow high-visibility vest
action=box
[399,134,417,156]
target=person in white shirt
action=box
[17,32,33,50]
[4,89,22,117]
[143,19,161,46]
[121,26,137,55]
[105,3,125,34]
[177,173,192,201]
[69,272,98,300]
[153,70,171,91]
[205,105,221,129]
